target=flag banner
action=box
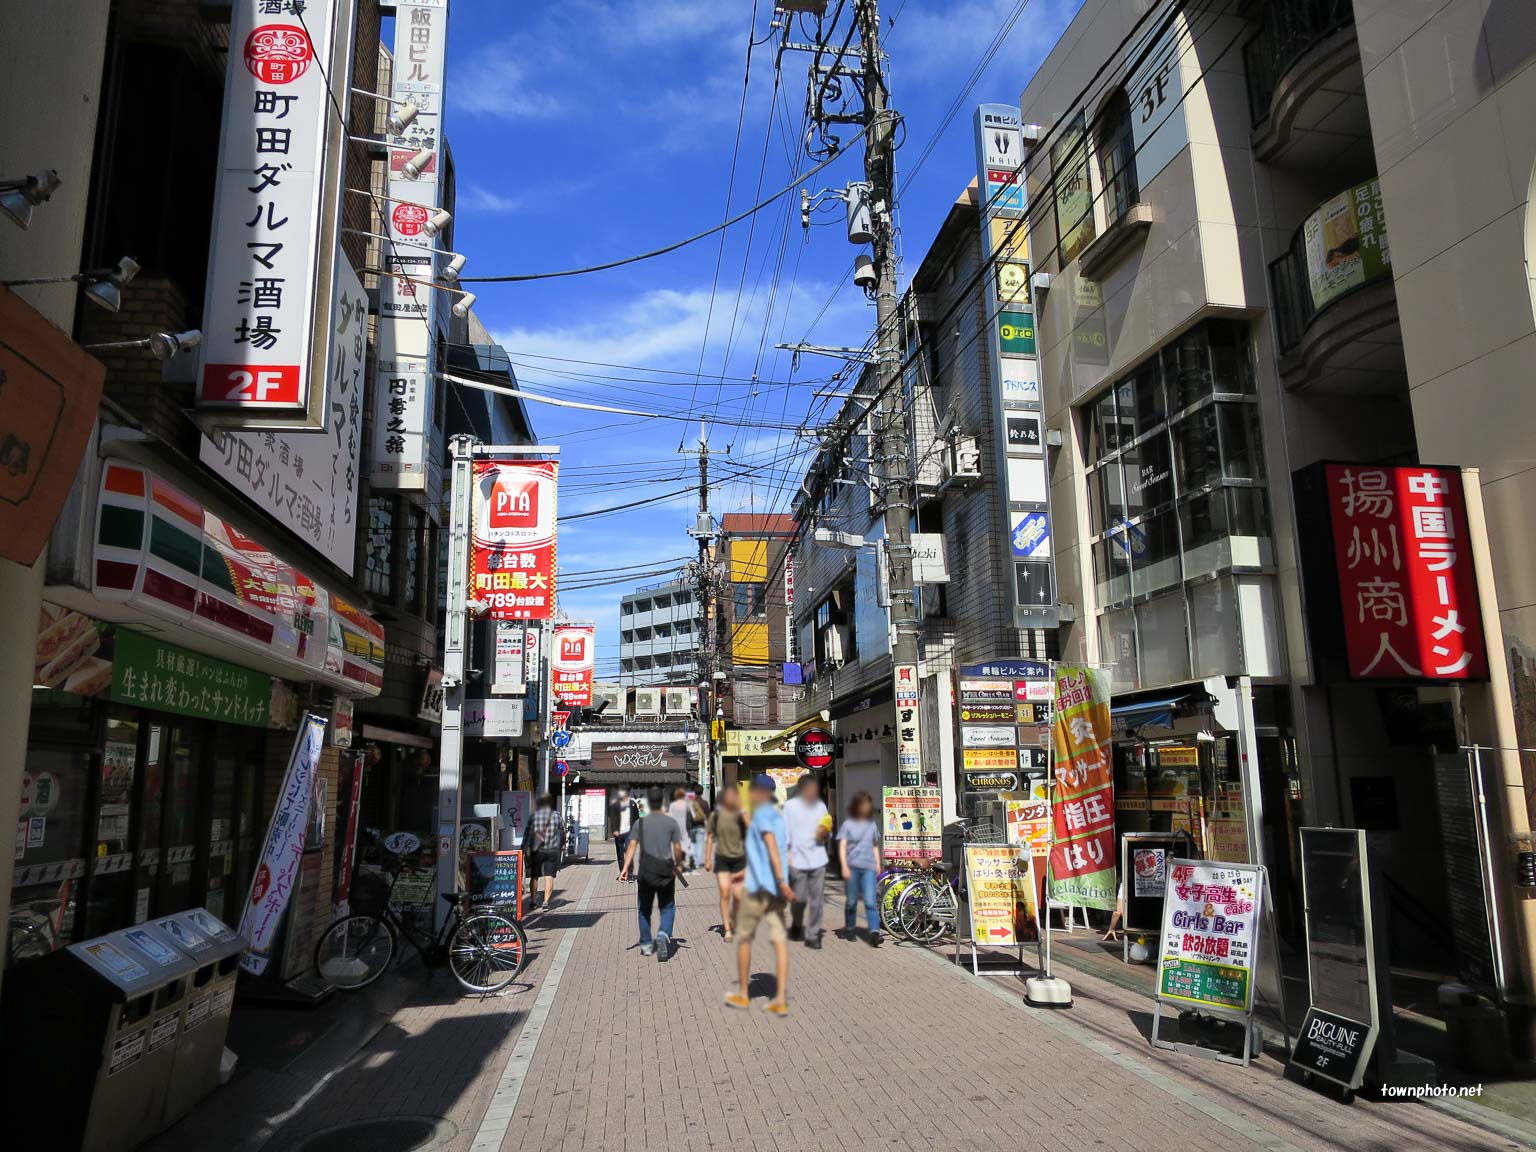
[1048,665,1115,909]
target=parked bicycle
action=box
[315,831,528,995]
[894,861,962,943]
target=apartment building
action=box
[1011,0,1536,1005]
[618,578,699,686]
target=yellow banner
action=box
[965,845,1037,946]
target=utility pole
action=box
[855,0,924,787]
[685,419,720,796]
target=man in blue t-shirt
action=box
[726,774,797,1016]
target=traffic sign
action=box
[552,730,571,748]
[794,727,836,771]
[556,760,569,777]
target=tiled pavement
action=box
[158,858,1529,1152]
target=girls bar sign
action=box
[1324,465,1487,680]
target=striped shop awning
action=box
[90,461,384,697]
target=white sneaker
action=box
[639,942,656,956]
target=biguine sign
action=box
[1290,1007,1372,1088]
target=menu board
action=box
[467,850,524,917]
[1155,859,1263,1014]
[965,845,1037,946]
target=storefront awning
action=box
[47,458,385,698]
[1110,694,1189,730]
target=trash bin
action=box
[576,830,591,861]
[155,909,247,1124]
[0,925,196,1152]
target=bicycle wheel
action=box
[315,914,395,988]
[896,881,947,944]
[449,911,527,993]
[880,873,917,931]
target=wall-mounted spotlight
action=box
[451,292,476,319]
[86,329,202,362]
[350,88,420,136]
[401,147,435,181]
[422,208,453,238]
[1,169,61,230]
[3,254,139,312]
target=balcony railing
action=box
[1244,0,1355,126]
[1269,179,1391,355]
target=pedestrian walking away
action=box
[836,791,883,944]
[666,786,694,869]
[782,774,831,947]
[705,785,748,940]
[523,793,563,910]
[726,774,797,1015]
[620,786,686,961]
[688,791,710,872]
[609,787,639,881]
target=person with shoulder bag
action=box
[620,787,686,961]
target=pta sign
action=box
[489,476,539,529]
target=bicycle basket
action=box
[350,869,392,917]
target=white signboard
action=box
[466,698,526,738]
[239,713,326,975]
[371,0,450,490]
[201,254,366,572]
[910,533,950,585]
[198,0,355,426]
[1006,456,1049,505]
[1155,858,1263,1015]
[491,621,526,695]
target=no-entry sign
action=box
[794,727,836,771]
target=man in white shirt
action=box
[781,775,830,948]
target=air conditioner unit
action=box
[591,686,624,717]
[664,687,691,715]
[633,688,660,716]
[822,624,850,666]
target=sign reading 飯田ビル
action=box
[1324,464,1487,680]
[200,254,367,573]
[470,458,558,619]
[197,0,358,428]
[1049,664,1116,910]
[1155,859,1263,1014]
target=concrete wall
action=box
[1355,0,1536,750]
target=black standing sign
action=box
[468,850,524,915]
[1288,828,1384,1092]
[1121,832,1191,934]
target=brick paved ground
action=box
[162,859,1530,1152]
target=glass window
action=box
[1051,113,1096,267]
[1179,489,1231,581]
[365,496,394,599]
[1123,429,1175,516]
[1218,403,1264,481]
[1088,389,1123,464]
[10,730,95,962]
[1173,406,1222,493]
[1093,537,1132,608]
[157,725,202,915]
[1096,89,1140,225]
[735,583,767,619]
[1191,577,1242,678]
[1136,590,1192,687]
[1128,361,1165,439]
[82,712,140,937]
[204,750,237,923]
[1099,606,1140,693]
[1131,509,1182,598]
[1090,461,1129,536]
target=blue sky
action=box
[428,0,1084,677]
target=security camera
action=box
[852,253,877,291]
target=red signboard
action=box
[552,623,595,707]
[795,728,836,771]
[470,459,558,620]
[1325,464,1487,680]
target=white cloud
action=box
[454,50,563,121]
[459,184,527,215]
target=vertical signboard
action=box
[882,787,942,861]
[975,105,1057,628]
[197,0,357,428]
[965,845,1038,945]
[491,621,527,695]
[239,713,326,975]
[1324,464,1487,680]
[1155,859,1263,1014]
[894,663,922,787]
[201,252,367,573]
[370,0,450,489]
[469,459,558,619]
[1048,664,1115,909]
[552,623,596,707]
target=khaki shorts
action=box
[735,890,788,943]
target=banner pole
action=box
[1025,660,1072,1008]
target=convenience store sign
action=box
[111,629,271,727]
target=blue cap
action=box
[750,773,777,792]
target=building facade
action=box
[618,577,699,687]
[1010,0,1536,1002]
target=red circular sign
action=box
[392,202,430,236]
[244,24,314,85]
[794,727,836,771]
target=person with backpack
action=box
[523,793,563,911]
[620,786,686,961]
[705,785,748,941]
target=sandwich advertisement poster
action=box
[36,602,273,727]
